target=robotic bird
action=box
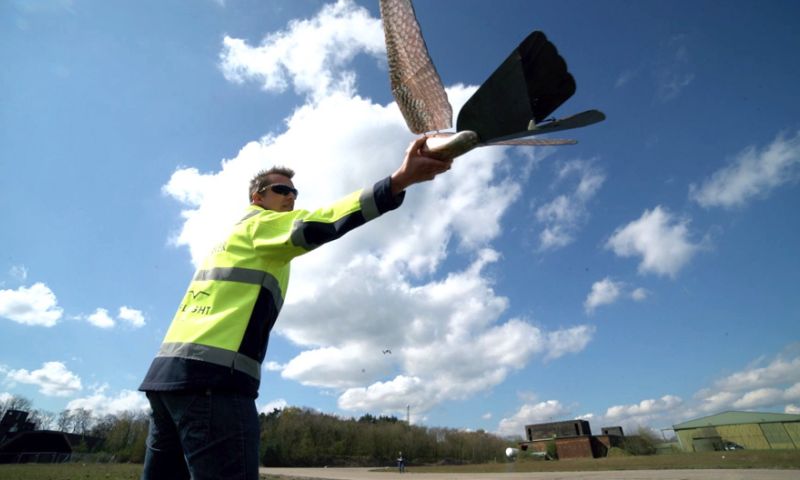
[379,0,605,159]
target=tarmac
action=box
[261,467,799,480]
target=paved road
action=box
[261,467,798,480]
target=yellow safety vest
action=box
[140,178,402,396]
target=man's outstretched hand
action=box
[391,136,453,195]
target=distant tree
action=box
[57,409,74,433]
[623,426,659,455]
[72,408,92,435]
[0,395,33,418]
[27,409,57,430]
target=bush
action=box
[546,440,558,460]
[622,427,660,455]
[606,447,631,457]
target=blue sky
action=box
[2,0,799,438]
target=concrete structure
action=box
[673,411,800,452]
[0,409,102,464]
[518,420,624,459]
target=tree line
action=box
[1,395,514,466]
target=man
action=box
[139,136,451,479]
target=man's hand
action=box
[391,136,454,195]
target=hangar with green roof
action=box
[673,411,800,452]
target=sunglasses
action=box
[259,183,298,198]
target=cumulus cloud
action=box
[6,361,82,397]
[84,306,146,329]
[584,278,648,313]
[606,206,702,278]
[535,160,605,251]
[694,351,800,414]
[690,130,800,209]
[584,277,622,313]
[219,0,384,102]
[87,308,115,329]
[496,400,571,437]
[713,354,800,393]
[263,361,284,372]
[66,387,149,416]
[786,404,800,414]
[163,1,593,420]
[118,306,145,328]
[605,395,683,423]
[0,283,63,327]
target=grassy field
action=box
[0,463,142,480]
[407,450,800,473]
[1,451,799,479]
[0,464,292,480]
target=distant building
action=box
[601,426,624,437]
[518,419,624,459]
[672,411,800,452]
[0,410,102,464]
[0,410,35,442]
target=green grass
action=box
[2,451,799,479]
[0,464,292,480]
[402,450,800,473]
[0,463,142,480]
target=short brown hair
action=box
[249,166,295,202]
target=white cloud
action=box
[0,283,63,327]
[263,361,284,372]
[544,325,595,361]
[163,1,592,420]
[606,206,702,278]
[731,388,784,410]
[86,308,115,329]
[9,265,28,281]
[535,160,605,251]
[219,0,384,102]
[118,306,145,328]
[66,387,149,416]
[603,395,683,430]
[6,361,82,397]
[482,412,492,420]
[584,277,622,313]
[690,130,800,209]
[259,398,288,414]
[631,287,648,301]
[496,400,571,437]
[84,306,145,329]
[694,351,800,413]
[713,355,800,392]
[606,395,683,420]
[282,344,394,389]
[655,34,694,102]
[786,404,800,414]
[785,382,800,401]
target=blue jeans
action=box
[142,390,259,480]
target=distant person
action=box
[138,136,452,480]
[397,451,405,473]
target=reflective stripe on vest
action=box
[193,266,284,311]
[157,342,261,380]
